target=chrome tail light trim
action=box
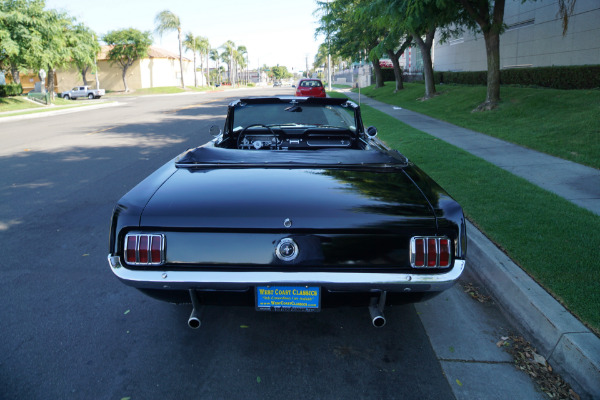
[124,233,165,266]
[410,236,451,269]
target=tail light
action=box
[410,237,451,268]
[124,233,165,265]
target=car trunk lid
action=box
[140,167,437,231]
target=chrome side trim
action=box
[108,255,465,293]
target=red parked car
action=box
[295,78,326,97]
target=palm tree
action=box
[154,10,185,88]
[183,32,198,86]
[209,49,221,85]
[221,40,235,85]
[197,37,210,86]
[234,45,247,85]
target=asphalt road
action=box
[0,87,540,399]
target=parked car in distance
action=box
[108,96,467,329]
[295,78,326,97]
[60,85,105,100]
[273,81,282,87]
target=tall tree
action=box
[0,0,47,84]
[70,23,100,86]
[209,48,221,85]
[384,34,412,92]
[271,65,292,81]
[183,32,200,87]
[154,10,185,88]
[456,0,505,110]
[102,28,152,92]
[30,9,75,98]
[314,43,345,83]
[220,40,235,85]
[388,0,461,99]
[1,1,92,98]
[358,4,413,92]
[234,45,247,85]
[196,36,210,86]
[317,0,388,89]
[456,0,576,110]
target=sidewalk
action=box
[339,89,600,217]
[338,88,600,398]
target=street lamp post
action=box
[327,0,332,90]
[328,54,331,91]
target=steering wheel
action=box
[237,124,283,149]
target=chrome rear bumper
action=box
[108,255,465,293]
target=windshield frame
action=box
[224,97,364,138]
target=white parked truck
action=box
[60,86,105,100]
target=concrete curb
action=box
[467,221,600,398]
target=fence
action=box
[27,91,51,105]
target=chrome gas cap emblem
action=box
[276,238,299,261]
[283,218,292,228]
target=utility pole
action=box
[327,0,332,91]
[94,56,100,90]
[193,36,198,87]
[328,54,331,91]
[305,54,309,78]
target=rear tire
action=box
[63,95,70,100]
[88,93,94,99]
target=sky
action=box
[44,0,325,73]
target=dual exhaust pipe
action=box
[187,289,387,329]
[188,289,202,329]
[369,291,387,328]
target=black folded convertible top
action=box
[176,146,408,168]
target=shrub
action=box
[435,65,600,89]
[501,65,600,89]
[0,83,23,97]
[372,68,396,83]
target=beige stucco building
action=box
[56,45,200,92]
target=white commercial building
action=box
[434,0,600,71]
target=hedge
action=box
[433,65,600,90]
[378,68,397,82]
[0,83,23,97]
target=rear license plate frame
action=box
[255,285,321,312]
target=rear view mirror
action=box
[366,126,378,138]
[209,125,222,137]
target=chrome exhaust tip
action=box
[188,308,201,329]
[369,291,387,328]
[188,289,202,329]
[369,305,387,328]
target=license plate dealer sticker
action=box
[256,286,320,312]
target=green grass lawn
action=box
[0,95,101,116]
[0,96,44,112]
[354,83,600,169]
[330,90,600,334]
[332,83,352,88]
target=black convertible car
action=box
[108,96,467,328]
